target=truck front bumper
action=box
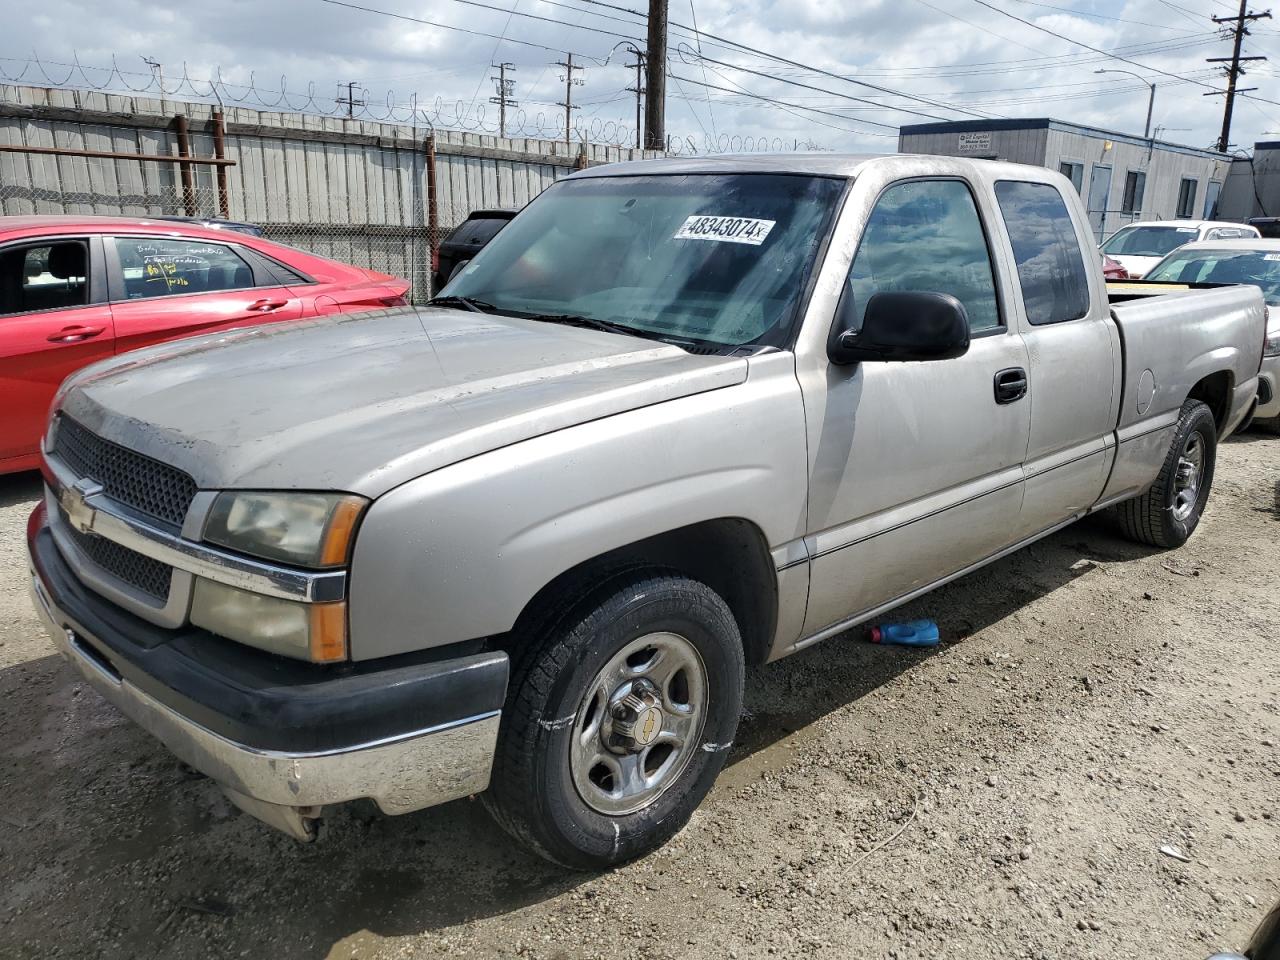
[27,512,508,841]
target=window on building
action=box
[1176,177,1198,219]
[1058,161,1084,195]
[1121,171,1146,215]
[1203,181,1223,219]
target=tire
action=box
[483,567,745,870]
[1255,414,1280,435]
[1114,399,1217,548]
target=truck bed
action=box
[1098,283,1265,506]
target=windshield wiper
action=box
[426,295,500,314]
[521,312,687,344]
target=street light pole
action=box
[1095,68,1156,139]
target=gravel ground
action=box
[1,433,1277,960]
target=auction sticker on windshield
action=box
[674,215,776,246]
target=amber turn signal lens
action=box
[319,496,366,567]
[309,602,348,663]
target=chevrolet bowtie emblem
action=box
[60,478,103,534]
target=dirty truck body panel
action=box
[27,154,1264,849]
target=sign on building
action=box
[958,132,992,154]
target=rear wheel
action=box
[483,568,744,870]
[1114,399,1217,548]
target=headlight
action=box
[203,491,367,568]
[1265,331,1280,357]
[190,580,347,662]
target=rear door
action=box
[988,177,1119,539]
[105,234,304,353]
[0,236,114,467]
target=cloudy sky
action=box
[3,0,1279,154]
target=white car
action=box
[1144,238,1280,432]
[1101,220,1261,279]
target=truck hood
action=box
[59,307,748,496]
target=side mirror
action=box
[828,291,972,365]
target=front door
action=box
[0,237,115,468]
[105,234,304,354]
[798,177,1032,639]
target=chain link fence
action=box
[0,162,437,302]
[1,84,645,304]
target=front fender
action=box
[346,354,808,661]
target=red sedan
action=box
[0,216,409,474]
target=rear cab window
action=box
[994,181,1091,325]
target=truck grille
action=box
[53,416,197,528]
[64,525,174,602]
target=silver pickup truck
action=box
[26,155,1265,869]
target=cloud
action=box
[1,0,1273,153]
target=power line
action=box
[667,71,898,136]
[313,0,638,59]
[1206,0,1272,151]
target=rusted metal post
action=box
[425,134,440,295]
[212,110,230,219]
[173,114,197,216]
[575,145,589,171]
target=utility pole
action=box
[337,80,365,118]
[554,53,584,147]
[1206,0,1270,152]
[624,45,646,150]
[489,62,518,139]
[1094,69,1155,139]
[644,0,668,151]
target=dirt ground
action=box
[0,433,1277,960]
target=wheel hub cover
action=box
[611,687,664,750]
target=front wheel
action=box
[1114,399,1217,548]
[483,569,745,870]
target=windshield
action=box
[440,173,846,348]
[1100,225,1198,258]
[1146,247,1280,304]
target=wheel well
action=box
[511,519,779,666]
[1188,371,1233,434]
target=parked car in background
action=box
[1102,253,1129,279]
[432,208,516,292]
[153,216,266,237]
[1143,238,1280,433]
[27,155,1264,869]
[0,215,409,474]
[1248,216,1280,239]
[1100,220,1261,278]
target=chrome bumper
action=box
[29,569,501,841]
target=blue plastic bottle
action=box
[869,619,940,647]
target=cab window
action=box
[0,240,89,316]
[845,179,1001,333]
[111,237,255,300]
[994,181,1091,325]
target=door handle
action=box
[46,325,105,343]
[994,367,1028,404]
[247,299,288,312]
